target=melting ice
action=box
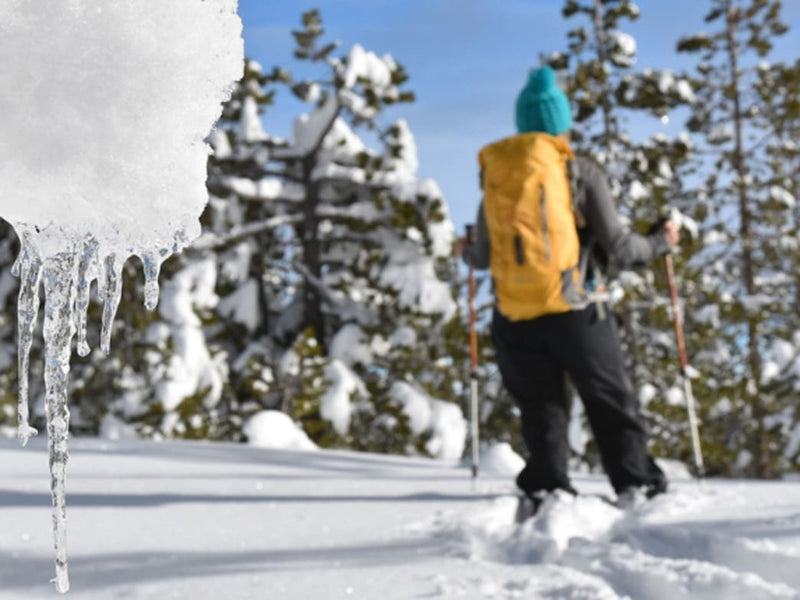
[0,0,243,592]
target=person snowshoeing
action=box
[460,65,680,518]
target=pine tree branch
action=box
[293,261,375,325]
[190,215,303,252]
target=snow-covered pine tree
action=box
[199,10,465,457]
[67,11,466,455]
[675,0,792,477]
[548,0,698,470]
[750,58,800,471]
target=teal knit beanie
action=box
[515,66,572,135]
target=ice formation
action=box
[0,0,243,592]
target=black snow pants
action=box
[492,303,666,495]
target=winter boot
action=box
[616,480,666,510]
[514,485,578,523]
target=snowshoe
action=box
[514,490,548,523]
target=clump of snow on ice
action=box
[0,1,243,255]
[390,382,466,460]
[243,410,318,451]
[479,442,525,476]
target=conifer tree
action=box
[549,0,698,470]
[675,0,791,477]
[37,11,466,456]
[749,58,800,470]
[152,10,465,455]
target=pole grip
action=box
[466,225,479,372]
[468,268,478,372]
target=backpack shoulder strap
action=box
[567,157,586,229]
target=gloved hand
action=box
[648,215,680,250]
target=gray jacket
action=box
[462,155,670,277]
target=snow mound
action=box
[655,457,694,481]
[390,382,467,460]
[243,410,318,451]
[320,360,366,435]
[478,442,525,476]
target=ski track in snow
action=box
[2,437,800,599]
[425,484,800,599]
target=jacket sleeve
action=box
[461,201,491,270]
[577,156,671,267]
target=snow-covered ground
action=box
[2,438,800,599]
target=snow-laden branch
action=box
[293,261,375,325]
[191,214,303,251]
[220,176,306,202]
[270,94,341,161]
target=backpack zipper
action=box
[540,184,551,261]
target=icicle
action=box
[141,251,162,310]
[74,238,99,357]
[99,254,122,355]
[42,251,77,594]
[16,239,42,446]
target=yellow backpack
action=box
[479,132,586,321]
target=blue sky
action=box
[237,1,800,234]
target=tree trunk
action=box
[251,232,271,339]
[591,0,614,158]
[301,154,327,353]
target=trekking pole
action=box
[466,224,480,483]
[664,251,705,480]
